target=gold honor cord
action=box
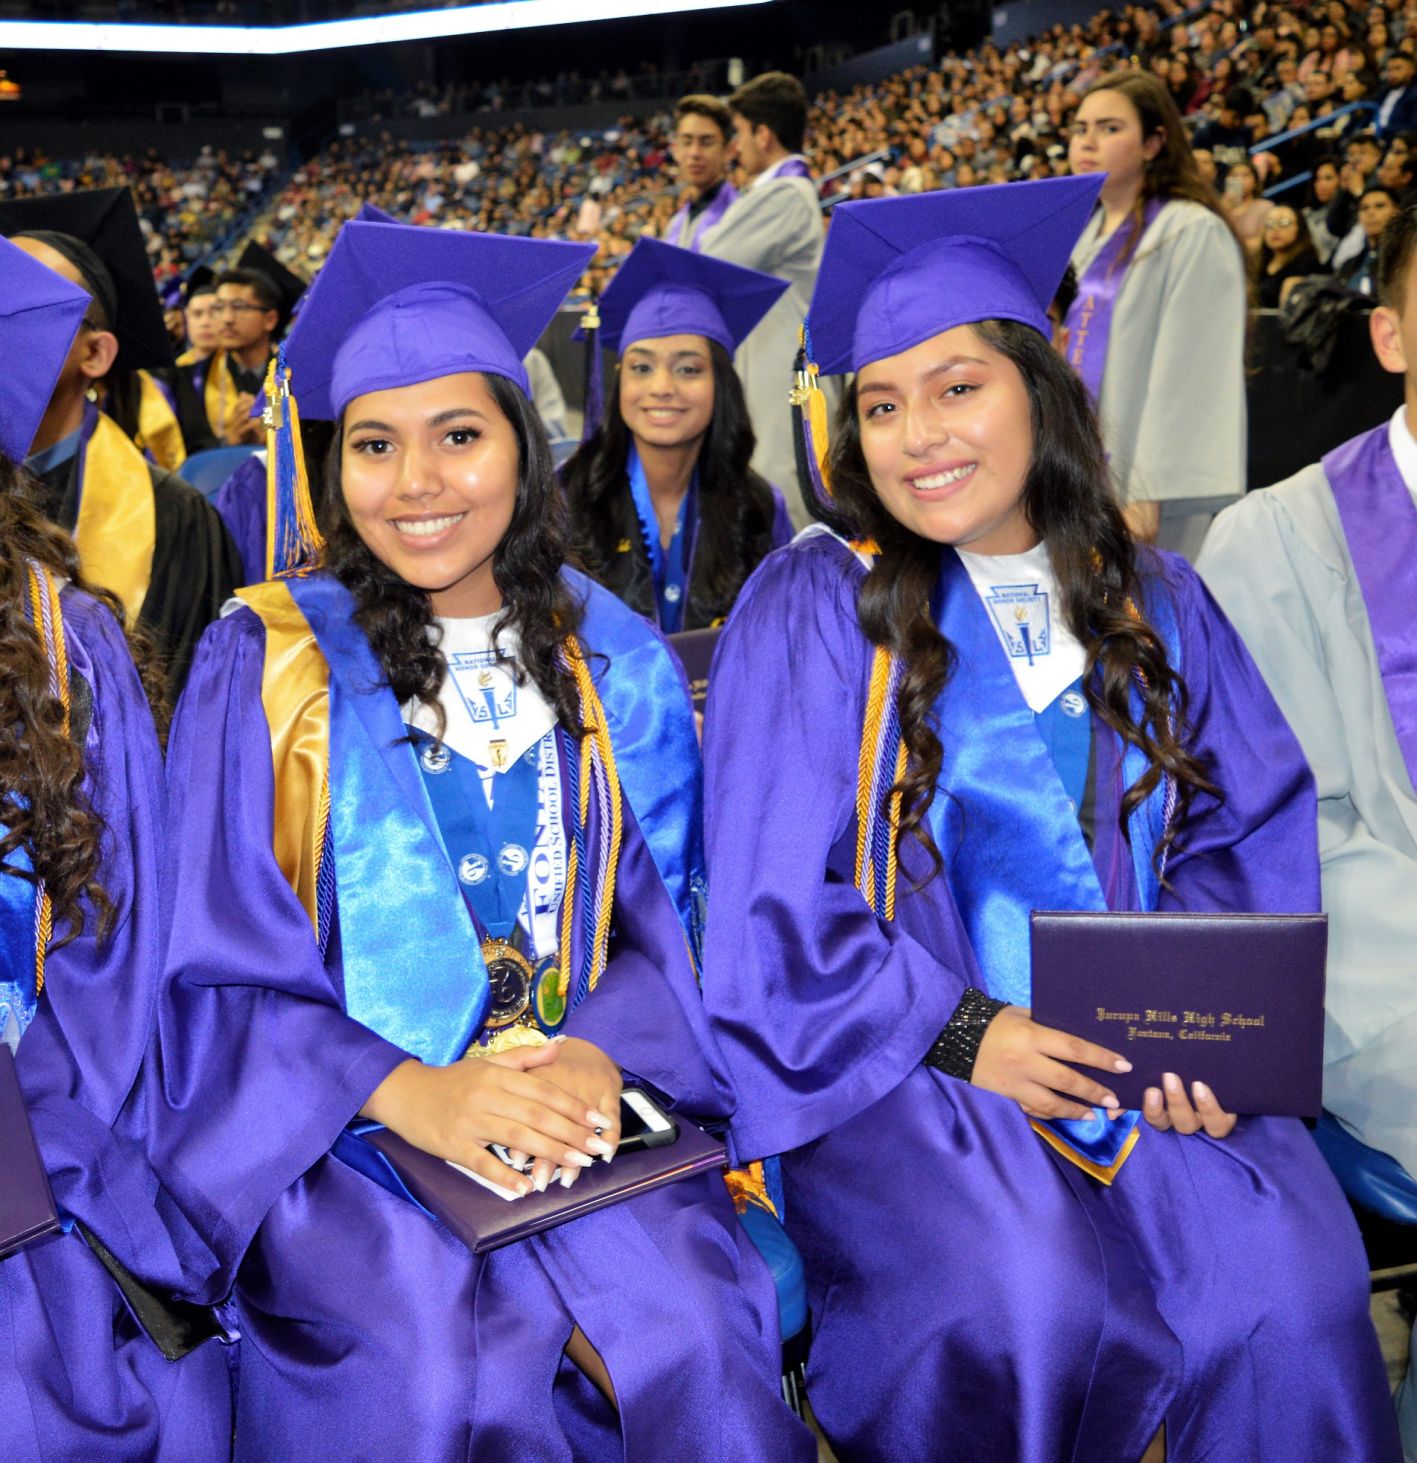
[133,371,187,472]
[558,633,624,1002]
[74,413,156,626]
[25,564,70,996]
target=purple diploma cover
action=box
[0,1044,61,1259]
[363,1115,727,1254]
[668,626,721,714]
[1029,911,1328,1116]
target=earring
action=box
[85,386,99,403]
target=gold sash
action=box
[134,370,187,472]
[203,351,243,444]
[76,412,156,625]
[233,579,330,931]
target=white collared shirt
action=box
[1385,406,1417,509]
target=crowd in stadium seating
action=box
[219,0,1417,313]
[0,143,283,297]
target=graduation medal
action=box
[481,938,534,1028]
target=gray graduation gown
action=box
[1197,466,1417,1181]
[701,173,825,527]
[1073,199,1248,561]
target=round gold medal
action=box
[481,939,534,1028]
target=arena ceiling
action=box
[0,0,773,54]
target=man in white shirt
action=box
[1198,205,1417,1457]
[701,71,825,526]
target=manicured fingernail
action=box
[564,1150,595,1168]
[515,1180,531,1197]
[533,1169,549,1193]
[1101,1093,1120,1108]
[1162,1072,1180,1092]
[1144,1087,1161,1107]
[588,1110,615,1129]
[587,1136,615,1158]
[1193,1081,1210,1104]
[559,1168,578,1188]
[1113,1059,1133,1072]
[508,1149,529,1169]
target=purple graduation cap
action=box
[355,203,399,225]
[283,220,596,420]
[597,236,790,357]
[806,175,1105,375]
[0,235,90,463]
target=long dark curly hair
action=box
[561,342,779,608]
[319,372,586,734]
[819,319,1219,885]
[0,454,138,946]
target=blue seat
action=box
[180,445,262,499]
[1312,1112,1417,1226]
[738,1201,809,1343]
[548,437,579,469]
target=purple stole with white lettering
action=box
[1323,422,1417,790]
[1064,198,1164,402]
[666,180,737,252]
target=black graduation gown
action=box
[34,453,241,700]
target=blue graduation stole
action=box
[0,844,39,1053]
[1,564,71,1053]
[626,443,695,634]
[924,551,1179,1178]
[278,568,705,1068]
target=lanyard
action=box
[626,443,694,633]
[409,728,541,942]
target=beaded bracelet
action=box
[923,986,1009,1082]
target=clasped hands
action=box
[972,1005,1238,1139]
[362,1036,623,1197]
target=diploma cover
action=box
[668,626,721,714]
[361,1115,727,1254]
[0,1044,61,1259]
[1030,911,1328,1117]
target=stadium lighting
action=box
[0,0,773,56]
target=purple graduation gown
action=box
[1,590,230,1462]
[149,606,814,1463]
[701,532,1400,1463]
[210,453,266,588]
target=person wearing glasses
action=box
[185,268,283,446]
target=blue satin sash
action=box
[284,569,706,1067]
[287,573,488,1068]
[0,841,39,1053]
[925,551,1181,1170]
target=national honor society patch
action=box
[449,650,516,728]
[984,582,1051,665]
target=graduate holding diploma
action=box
[0,237,230,1462]
[149,221,814,1462]
[701,177,1398,1463]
